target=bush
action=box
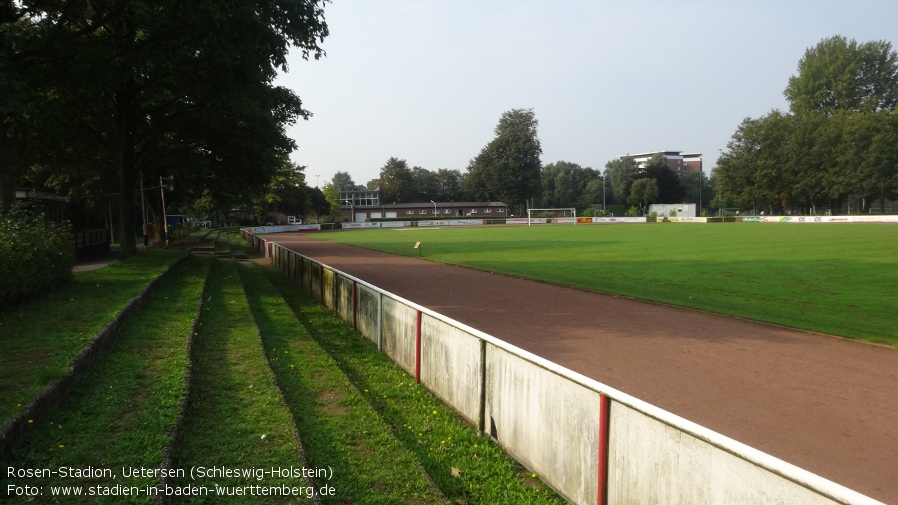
[0,209,75,306]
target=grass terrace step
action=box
[0,249,188,425]
[227,232,249,260]
[240,262,446,504]
[1,255,210,503]
[262,265,567,504]
[170,259,313,504]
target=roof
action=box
[349,201,508,209]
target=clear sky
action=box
[275,0,898,188]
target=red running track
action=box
[269,233,898,503]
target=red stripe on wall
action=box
[415,311,422,383]
[598,394,611,505]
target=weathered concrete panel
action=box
[356,285,380,344]
[485,345,599,505]
[309,262,322,301]
[301,257,311,291]
[335,275,353,322]
[420,314,482,425]
[321,267,335,309]
[608,402,842,505]
[381,298,417,374]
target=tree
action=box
[785,36,898,115]
[634,154,683,203]
[605,156,637,205]
[411,166,437,201]
[540,161,599,210]
[627,178,659,215]
[257,161,308,219]
[379,157,415,203]
[320,182,342,221]
[678,169,708,210]
[305,185,331,223]
[5,0,329,257]
[467,108,542,210]
[718,111,793,214]
[433,169,464,202]
[833,110,898,212]
[332,171,361,192]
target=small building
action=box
[338,190,508,222]
[649,203,697,217]
[622,151,703,175]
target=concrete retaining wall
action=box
[245,232,884,505]
[420,314,483,426]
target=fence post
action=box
[352,281,358,330]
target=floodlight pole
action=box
[345,199,354,222]
[431,200,437,217]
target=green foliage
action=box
[605,156,637,204]
[0,209,74,305]
[636,154,683,203]
[627,178,659,213]
[5,1,330,255]
[626,205,640,217]
[540,161,600,209]
[720,35,898,215]
[321,183,343,221]
[785,35,898,114]
[379,157,416,203]
[467,108,542,208]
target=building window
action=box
[419,209,427,214]
[443,209,451,214]
[406,209,415,215]
[470,209,478,214]
[484,208,491,213]
[497,208,505,213]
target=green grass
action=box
[241,262,445,504]
[171,259,312,504]
[1,255,209,504]
[263,265,567,504]
[313,224,898,345]
[0,249,188,423]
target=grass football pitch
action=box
[315,223,897,346]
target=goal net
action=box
[526,208,577,226]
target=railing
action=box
[244,230,884,505]
[70,229,110,259]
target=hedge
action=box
[0,209,75,306]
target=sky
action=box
[274,0,898,188]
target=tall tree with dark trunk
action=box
[378,157,415,203]
[6,0,328,257]
[467,108,542,210]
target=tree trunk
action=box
[0,120,20,212]
[116,78,138,257]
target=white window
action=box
[443,209,451,214]
[419,209,427,214]
[470,209,478,214]
[484,208,491,213]
[406,209,415,215]
[497,208,505,213]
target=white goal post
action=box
[526,208,577,226]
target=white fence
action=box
[243,229,884,505]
